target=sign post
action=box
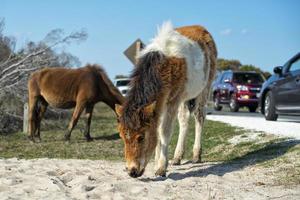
[124,39,145,66]
[23,103,28,134]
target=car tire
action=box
[229,94,239,112]
[248,106,257,113]
[264,91,278,121]
[213,95,222,111]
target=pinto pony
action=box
[28,64,124,142]
[115,22,217,177]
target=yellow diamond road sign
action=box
[124,39,145,65]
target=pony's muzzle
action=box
[128,167,145,178]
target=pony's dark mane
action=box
[121,51,165,129]
[85,64,124,104]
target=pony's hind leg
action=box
[64,101,86,141]
[28,94,39,142]
[192,95,207,163]
[83,104,94,142]
[35,98,48,142]
[172,102,190,165]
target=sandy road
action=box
[207,110,300,139]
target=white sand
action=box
[0,158,299,200]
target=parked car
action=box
[212,71,265,112]
[259,52,300,121]
[114,78,131,96]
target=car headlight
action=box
[236,85,249,91]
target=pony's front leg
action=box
[83,104,94,142]
[154,139,161,171]
[172,103,190,165]
[65,101,86,141]
[155,107,178,177]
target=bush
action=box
[0,110,22,135]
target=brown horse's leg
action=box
[28,95,38,142]
[83,104,94,142]
[35,100,48,142]
[64,101,86,141]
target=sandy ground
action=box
[207,115,300,139]
[0,158,299,200]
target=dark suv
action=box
[259,52,300,121]
[212,71,265,112]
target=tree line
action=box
[217,58,271,79]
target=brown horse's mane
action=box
[85,64,123,103]
[121,51,165,129]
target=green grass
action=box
[0,103,298,165]
[0,103,245,161]
[0,103,123,160]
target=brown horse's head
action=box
[115,102,157,178]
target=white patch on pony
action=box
[139,158,145,168]
[139,21,208,100]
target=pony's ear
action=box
[115,104,123,117]
[143,101,156,117]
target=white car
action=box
[114,78,131,96]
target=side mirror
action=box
[273,66,283,75]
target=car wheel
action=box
[264,91,278,121]
[248,106,257,113]
[229,94,239,112]
[213,95,222,111]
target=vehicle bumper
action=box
[236,92,259,106]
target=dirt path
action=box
[0,158,299,200]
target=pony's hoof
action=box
[192,157,202,164]
[35,138,42,143]
[171,158,181,165]
[65,140,71,145]
[28,137,35,143]
[86,137,94,142]
[29,139,35,144]
[155,168,166,177]
[64,135,70,142]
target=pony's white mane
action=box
[139,21,198,59]
[139,21,179,57]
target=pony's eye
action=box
[137,135,144,143]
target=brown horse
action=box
[27,64,124,142]
[115,22,217,178]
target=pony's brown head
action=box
[115,102,157,178]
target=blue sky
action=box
[1,0,299,78]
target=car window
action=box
[116,80,130,87]
[221,73,229,83]
[213,72,222,85]
[289,58,300,72]
[233,73,264,84]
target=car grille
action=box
[249,87,260,93]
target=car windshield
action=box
[116,80,130,87]
[233,73,264,84]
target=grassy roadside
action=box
[0,103,299,184]
[0,103,251,161]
